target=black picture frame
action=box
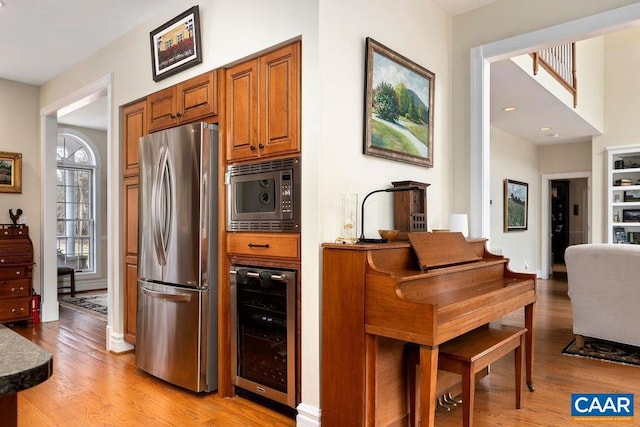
[622,209,640,222]
[624,190,640,202]
[614,227,626,243]
[364,37,435,167]
[150,6,202,82]
[504,179,528,231]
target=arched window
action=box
[56,131,97,273]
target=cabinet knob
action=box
[0,259,5,263]
[11,287,15,292]
[15,271,21,275]
[258,143,265,149]
[11,308,16,313]
[170,114,177,119]
[176,112,183,118]
[250,145,257,151]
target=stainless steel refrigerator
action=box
[136,122,218,393]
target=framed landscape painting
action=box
[364,37,435,167]
[150,6,202,82]
[504,179,528,231]
[0,151,22,193]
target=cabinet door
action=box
[147,86,177,132]
[178,70,218,123]
[259,42,300,157]
[123,100,146,177]
[123,175,139,344]
[226,59,260,162]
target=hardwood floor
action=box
[8,277,640,426]
[9,307,295,426]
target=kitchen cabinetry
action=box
[122,100,146,344]
[123,100,145,176]
[607,145,640,244]
[147,70,218,133]
[227,232,300,261]
[0,225,33,323]
[225,41,300,162]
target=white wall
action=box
[539,141,592,174]
[490,126,539,273]
[318,0,453,240]
[0,78,41,292]
[593,25,640,242]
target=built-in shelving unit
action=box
[607,145,640,243]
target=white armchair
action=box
[565,243,640,348]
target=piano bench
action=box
[407,324,527,427]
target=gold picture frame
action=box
[364,37,435,167]
[0,151,22,193]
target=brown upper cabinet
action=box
[122,100,146,177]
[226,41,300,163]
[147,70,218,133]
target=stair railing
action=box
[531,42,577,108]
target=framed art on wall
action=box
[504,179,528,231]
[363,37,435,167]
[0,151,22,194]
[150,6,202,82]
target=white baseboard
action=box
[296,403,321,426]
[106,325,134,353]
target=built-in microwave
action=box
[226,157,300,232]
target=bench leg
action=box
[515,335,523,409]
[575,334,585,350]
[462,363,475,427]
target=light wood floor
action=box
[9,276,640,426]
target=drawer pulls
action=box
[11,307,26,313]
[10,286,25,292]
[247,243,270,249]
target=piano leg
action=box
[419,345,439,427]
[525,302,535,392]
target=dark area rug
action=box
[59,294,107,321]
[562,337,640,366]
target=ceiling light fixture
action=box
[0,1,4,7]
[503,106,517,112]
[548,133,560,138]
[539,127,552,131]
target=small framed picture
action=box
[629,232,640,244]
[624,190,640,202]
[504,179,528,231]
[623,209,640,222]
[150,6,202,82]
[614,227,626,243]
[0,151,22,194]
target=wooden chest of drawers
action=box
[0,224,33,323]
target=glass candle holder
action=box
[337,193,358,244]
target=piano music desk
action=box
[321,238,536,427]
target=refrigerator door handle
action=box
[152,145,172,266]
[140,285,192,303]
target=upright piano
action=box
[321,234,536,426]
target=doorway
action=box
[39,75,130,352]
[551,180,570,265]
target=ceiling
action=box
[0,0,600,142]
